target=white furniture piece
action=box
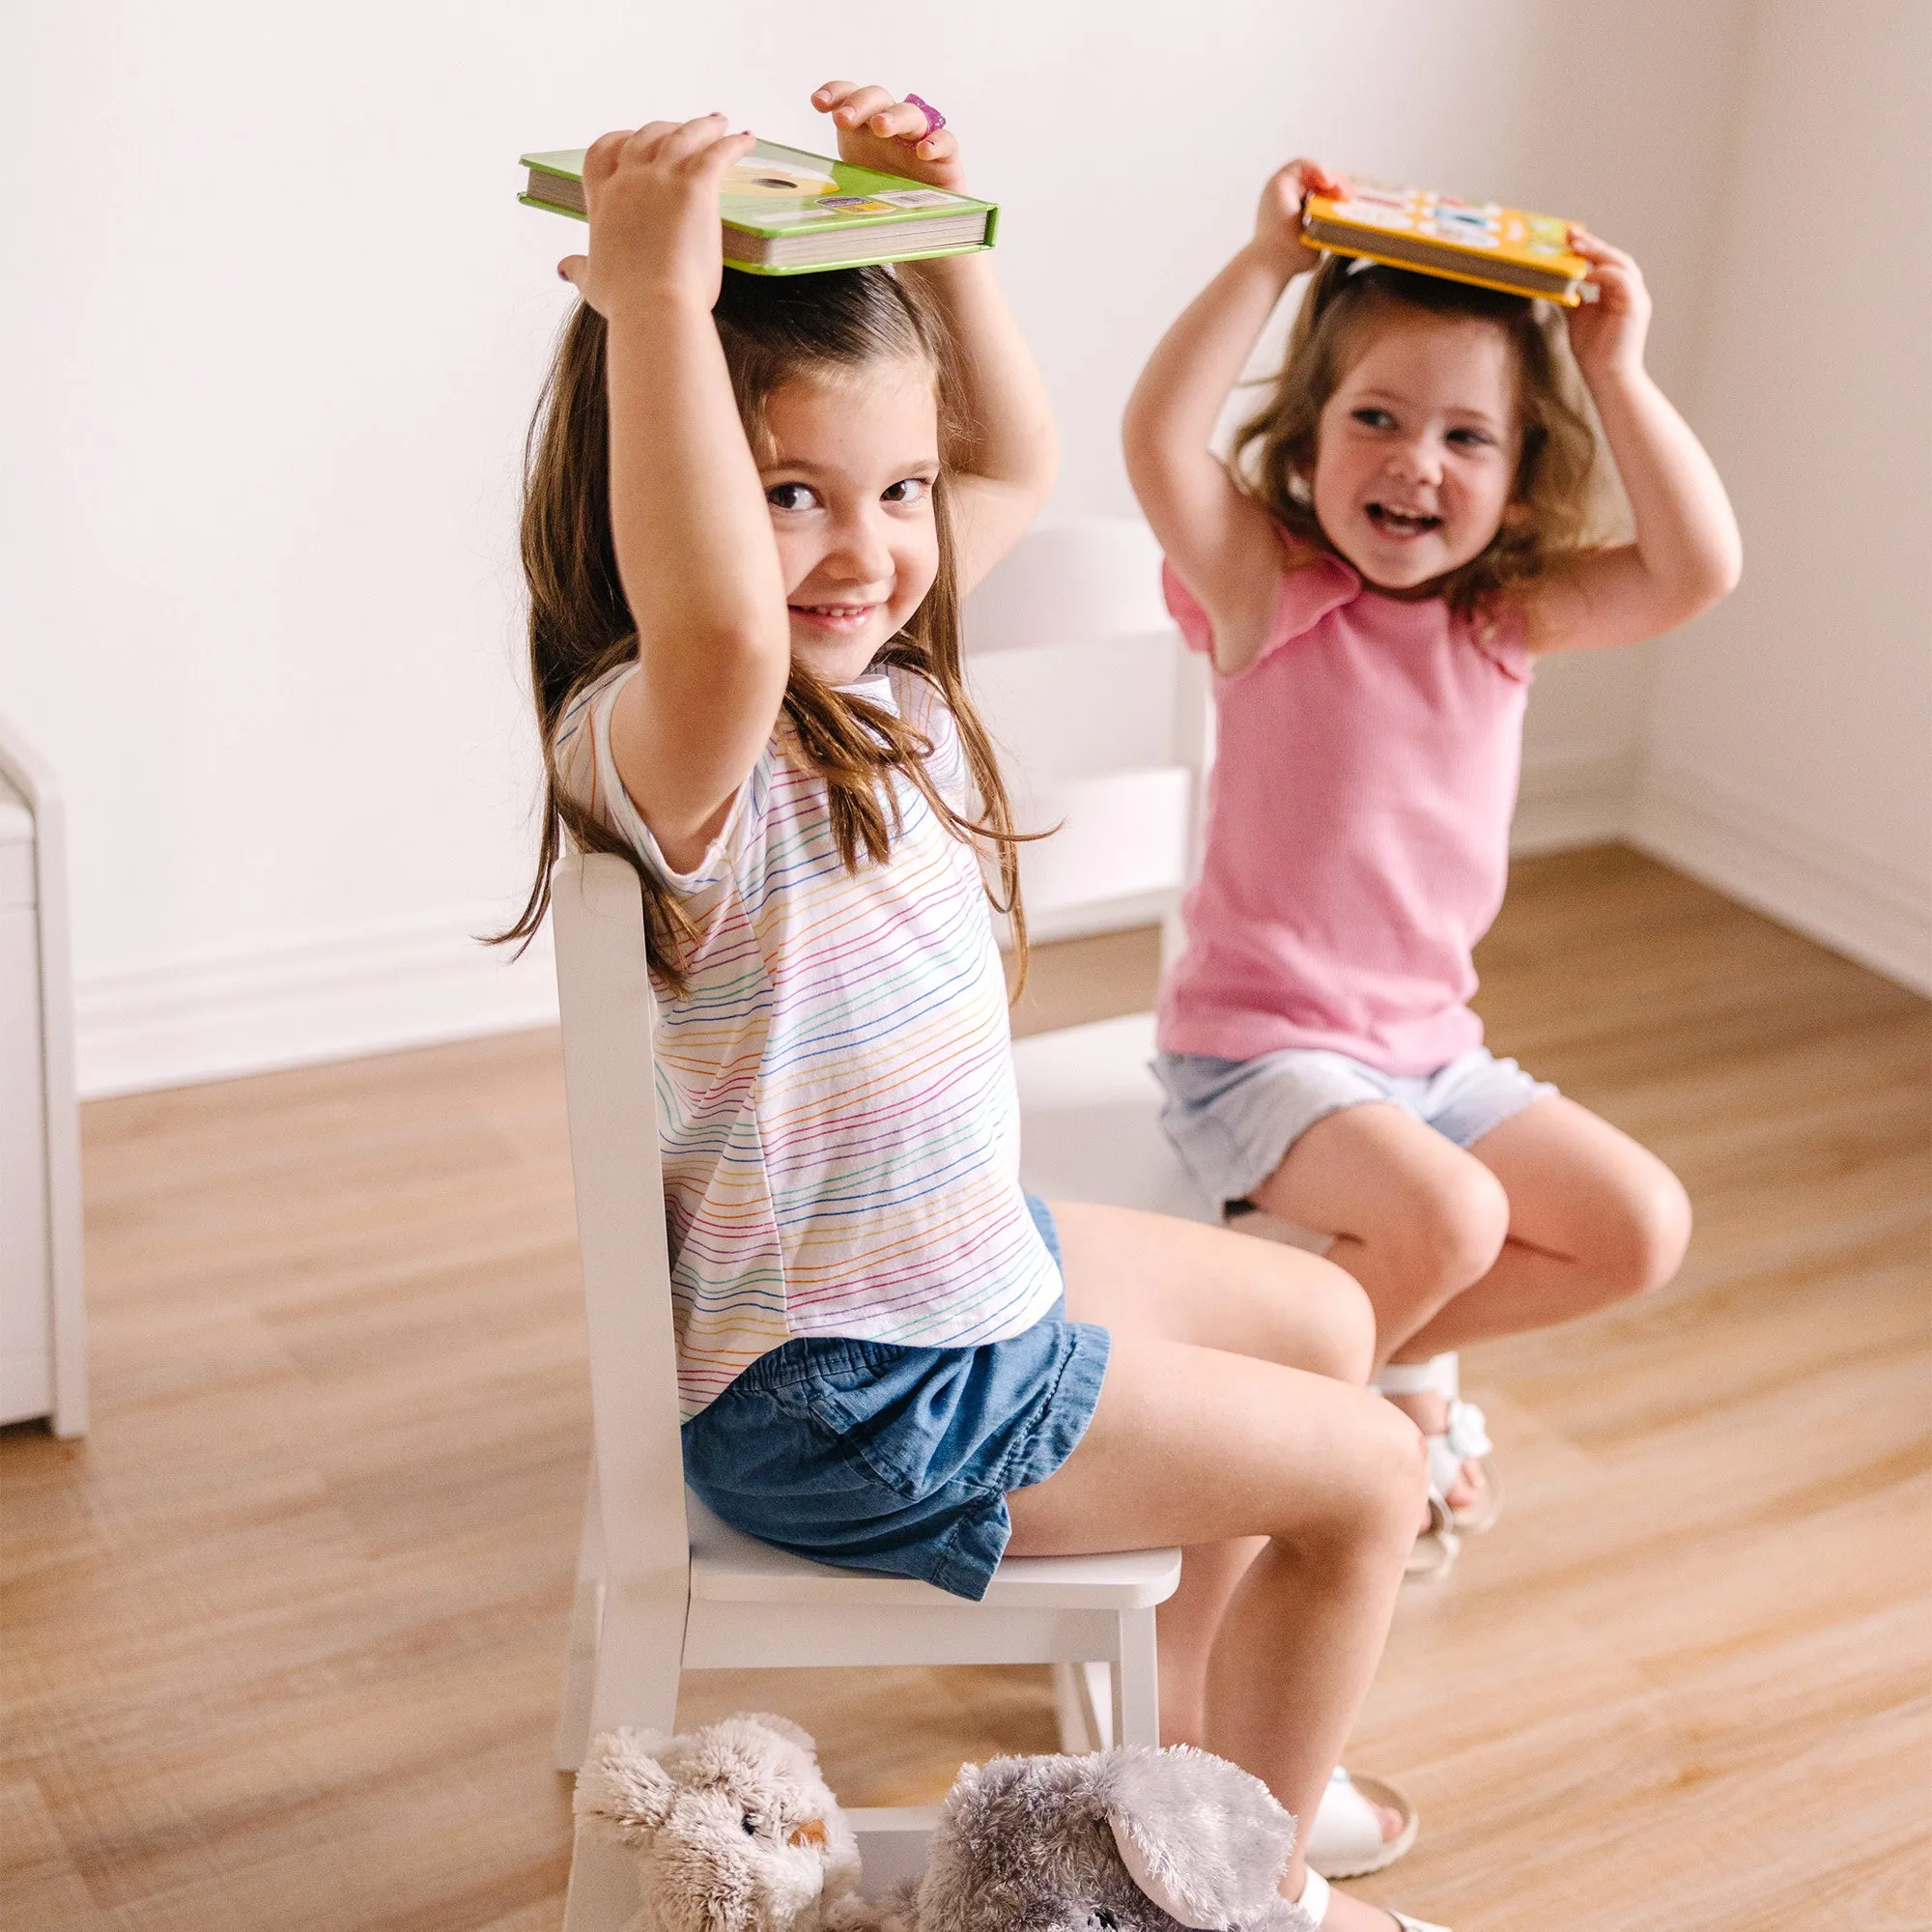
[964,516,1213,950]
[548,850,1180,1929]
[964,521,1231,1748]
[0,721,85,1435]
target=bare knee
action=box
[1385,1158,1511,1316]
[1283,1389,1428,1558]
[1281,1256,1377,1384]
[1589,1165,1692,1306]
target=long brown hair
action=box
[496,267,1030,996]
[1234,255,1605,619]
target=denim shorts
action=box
[1153,1044,1557,1211]
[679,1196,1108,1603]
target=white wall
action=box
[0,0,1862,1096]
[1630,1,1932,989]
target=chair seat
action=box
[689,1494,1179,1608]
[1010,1011,1219,1224]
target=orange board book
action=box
[1303,180,1591,304]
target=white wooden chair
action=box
[964,519,1320,1747]
[549,849,1181,1929]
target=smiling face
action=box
[1310,306,1520,594]
[757,358,942,686]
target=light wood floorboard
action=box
[2,846,1926,1930]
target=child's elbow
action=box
[1677,533,1743,621]
[1703,534,1744,605]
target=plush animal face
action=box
[912,1747,1316,1932]
[576,1714,866,1932]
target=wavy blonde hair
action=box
[1234,255,1607,620]
[497,267,1030,997]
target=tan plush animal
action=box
[575,1714,876,1932]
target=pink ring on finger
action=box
[901,93,947,142]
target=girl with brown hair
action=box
[1125,159,1741,1577]
[510,85,1449,1932]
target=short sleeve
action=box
[889,666,970,816]
[1161,529,1361,676]
[553,662,765,896]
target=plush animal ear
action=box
[574,1727,680,1846]
[738,1712,818,1755]
[1102,1747,1297,1931]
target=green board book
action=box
[519,138,998,275]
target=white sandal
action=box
[1305,1765,1419,1879]
[1296,1864,1451,1931]
[1377,1351,1501,1578]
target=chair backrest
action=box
[961,518,1209,951]
[549,850,691,1584]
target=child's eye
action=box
[1350,408,1395,430]
[1447,427,1495,448]
[883,477,932,507]
[765,482,818,512]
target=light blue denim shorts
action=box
[679,1196,1108,1603]
[1153,1045,1557,1211]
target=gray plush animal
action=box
[875,1746,1318,1932]
[575,1714,876,1932]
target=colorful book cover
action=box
[1303,180,1589,305]
[519,138,998,275]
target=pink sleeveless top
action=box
[1157,539,1531,1078]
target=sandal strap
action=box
[1297,1849,1451,1931]
[1376,1350,1460,1400]
[1423,1400,1492,1502]
[1296,1865,1331,1924]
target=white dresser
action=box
[0,725,86,1435]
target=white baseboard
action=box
[75,761,1924,1097]
[75,912,558,1098]
[1631,762,1932,995]
[1510,750,1636,856]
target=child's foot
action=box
[1295,1865,1450,1930]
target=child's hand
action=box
[811,80,968,192]
[556,115,757,318]
[1564,228,1653,384]
[1253,158,1350,277]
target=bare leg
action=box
[1252,1094,1690,1501]
[1008,1204,1427,1924]
[1048,1200,1373,1746]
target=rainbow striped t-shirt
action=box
[556,661,1062,1419]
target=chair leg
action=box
[561,1821,644,1932]
[1115,1605,1160,1747]
[554,1462,606,1771]
[848,1806,943,1897]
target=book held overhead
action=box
[1303,181,1591,304]
[519,138,997,274]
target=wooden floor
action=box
[4,846,1928,1931]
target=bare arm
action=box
[812,82,1058,591]
[1122,159,1346,674]
[557,119,792,871]
[1523,230,1742,653]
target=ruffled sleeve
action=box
[1161,528,1361,676]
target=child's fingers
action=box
[582,128,638,186]
[682,127,759,179]
[870,100,935,142]
[1294,157,1348,199]
[1568,226,1638,272]
[810,79,863,113]
[827,83,900,130]
[647,112,735,169]
[911,127,958,165]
